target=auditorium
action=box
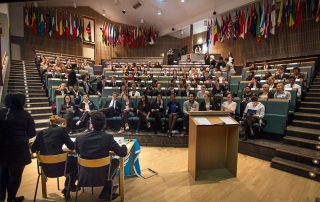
[0,0,320,201]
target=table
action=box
[40,140,137,202]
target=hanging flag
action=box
[43,8,47,33]
[213,18,220,46]
[36,8,40,33]
[296,0,302,27]
[285,0,290,18]
[50,11,55,37]
[31,7,36,33]
[40,11,44,36]
[86,21,92,42]
[278,0,284,29]
[264,2,269,38]
[220,16,225,42]
[245,7,249,35]
[316,0,320,23]
[289,0,296,29]
[69,13,73,39]
[65,13,69,39]
[227,13,233,39]
[249,5,257,36]
[24,2,29,26]
[48,9,52,35]
[73,17,77,39]
[256,3,262,42]
[206,19,211,48]
[82,17,85,41]
[29,3,33,27]
[76,16,79,38]
[270,0,276,34]
[79,17,82,40]
[55,10,59,37]
[260,1,265,35]
[233,11,239,40]
[59,12,63,36]
[239,9,245,39]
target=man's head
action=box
[112,92,118,100]
[157,83,162,91]
[251,95,258,102]
[169,83,174,90]
[189,92,195,102]
[208,76,213,83]
[132,84,136,91]
[136,78,141,84]
[263,61,268,66]
[204,71,209,77]
[111,76,116,82]
[216,71,221,77]
[245,86,251,93]
[293,67,300,75]
[195,78,200,84]
[277,66,284,74]
[101,75,106,82]
[170,94,175,102]
[90,112,106,131]
[73,84,78,91]
[289,76,296,85]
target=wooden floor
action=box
[18,147,320,202]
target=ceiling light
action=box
[181,0,185,2]
[115,0,119,5]
[158,8,161,15]
[141,18,144,24]
[180,30,184,35]
[204,20,207,27]
[73,2,76,8]
[102,9,106,16]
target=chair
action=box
[75,156,118,202]
[34,152,70,202]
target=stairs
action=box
[7,60,51,133]
[271,74,320,182]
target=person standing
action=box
[67,64,77,88]
[0,93,36,202]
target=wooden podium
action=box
[188,111,239,180]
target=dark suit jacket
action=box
[60,102,76,115]
[274,74,289,80]
[136,83,145,88]
[103,100,122,116]
[96,80,108,94]
[79,81,96,94]
[166,101,180,116]
[199,100,216,111]
[212,84,226,94]
[67,69,77,87]
[258,92,274,98]
[70,90,83,105]
[206,82,214,89]
[0,108,36,166]
[181,90,193,97]
[216,61,226,71]
[75,130,127,160]
[55,89,69,96]
[260,65,272,70]
[166,89,178,96]
[249,82,262,88]
[107,81,121,87]
[154,90,165,96]
[201,76,209,81]
[48,73,61,79]
[79,100,96,111]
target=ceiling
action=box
[7,0,256,39]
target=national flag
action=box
[289,0,296,29]
[245,7,249,35]
[206,19,211,47]
[264,2,269,38]
[55,10,59,37]
[79,17,82,40]
[270,0,276,34]
[69,13,73,39]
[76,17,79,38]
[43,8,47,33]
[36,8,40,33]
[86,21,92,42]
[82,17,85,41]
[233,11,239,40]
[24,2,29,26]
[296,0,302,27]
[31,8,36,33]
[65,14,69,39]
[59,12,63,36]
[220,16,225,42]
[227,13,233,39]
[316,0,320,23]
[249,5,257,36]
[278,0,284,29]
[213,18,220,46]
[260,1,265,35]
[48,9,52,35]
[29,3,33,27]
[73,17,77,39]
[285,0,290,18]
[40,11,44,36]
[256,3,262,42]
[50,11,55,37]
[239,9,245,39]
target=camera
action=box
[122,9,126,14]
[213,11,217,15]
[172,28,175,31]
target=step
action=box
[298,107,320,114]
[25,93,47,98]
[25,106,52,114]
[9,76,40,80]
[275,143,320,159]
[300,102,320,108]
[306,92,320,97]
[9,79,40,83]
[7,89,44,93]
[274,151,320,169]
[284,136,320,150]
[26,102,49,108]
[294,112,320,122]
[35,127,48,134]
[34,119,50,128]
[8,82,42,87]
[292,120,320,130]
[31,113,53,120]
[286,126,320,141]
[310,85,320,89]
[304,97,320,102]
[271,157,320,182]
[8,85,43,89]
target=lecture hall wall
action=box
[180,2,320,66]
[19,6,180,63]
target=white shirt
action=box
[129,91,140,96]
[109,100,116,109]
[221,101,237,114]
[284,83,301,97]
[244,102,265,118]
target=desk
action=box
[40,140,136,202]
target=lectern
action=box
[188,111,239,180]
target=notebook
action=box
[247,109,257,115]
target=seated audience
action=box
[55,83,70,97]
[182,92,199,136]
[284,76,301,97]
[70,84,83,111]
[212,78,226,95]
[199,93,216,111]
[75,112,127,200]
[242,96,265,141]
[150,94,165,134]
[268,76,276,89]
[31,116,78,197]
[221,93,237,116]
[136,95,151,133]
[274,83,291,100]
[100,92,121,119]
[108,76,121,87]
[181,84,192,97]
[136,78,145,88]
[197,85,209,98]
[119,85,128,97]
[261,61,272,70]
[129,84,140,96]
[79,74,97,95]
[246,71,255,81]
[206,76,214,88]
[274,66,289,80]
[154,84,165,96]
[249,62,258,71]
[258,84,274,98]
[118,94,135,133]
[262,71,272,80]
[248,77,262,88]
[161,68,170,76]
[241,86,253,116]
[166,83,178,96]
[143,86,154,96]
[166,94,181,137]
[76,94,96,130]
[292,67,305,81]
[59,94,76,132]
[96,75,107,97]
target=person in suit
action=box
[154,83,165,96]
[166,83,178,96]
[75,112,127,200]
[166,94,180,137]
[248,77,262,88]
[67,64,77,88]
[135,78,145,88]
[204,53,210,65]
[216,57,226,72]
[200,71,210,81]
[55,83,70,97]
[0,93,36,202]
[31,115,78,198]
[118,94,135,133]
[121,77,131,88]
[136,95,151,133]
[181,84,193,97]
[205,76,214,89]
[274,66,289,80]
[150,94,165,134]
[70,84,83,106]
[292,67,306,81]
[261,61,272,70]
[212,78,227,95]
[143,86,154,96]
[97,75,107,97]
[258,84,274,98]
[79,74,97,95]
[108,76,121,87]
[100,92,122,118]
[261,71,272,80]
[59,94,76,132]
[76,94,97,130]
[161,68,170,76]
[199,93,216,111]
[47,68,61,79]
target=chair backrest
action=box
[78,156,110,168]
[37,152,69,177]
[37,153,68,164]
[266,99,290,117]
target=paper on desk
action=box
[62,138,76,149]
[219,117,238,125]
[194,117,211,125]
[114,137,124,144]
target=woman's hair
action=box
[226,93,234,98]
[49,115,66,125]
[139,94,149,106]
[262,84,270,91]
[251,96,258,102]
[83,93,89,99]
[4,92,26,110]
[64,94,71,104]
[204,92,212,98]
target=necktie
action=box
[113,83,116,87]
[291,84,293,88]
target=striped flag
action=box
[227,13,233,39]
[278,0,284,29]
[213,18,220,46]
[220,15,225,42]
[270,0,276,34]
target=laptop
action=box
[247,109,257,115]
